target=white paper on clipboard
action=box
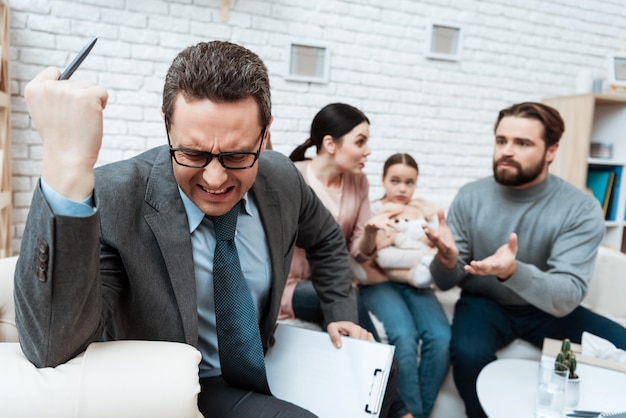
[265,323,395,418]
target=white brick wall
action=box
[7,0,626,254]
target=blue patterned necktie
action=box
[211,203,271,394]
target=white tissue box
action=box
[542,337,626,374]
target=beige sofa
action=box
[0,256,204,418]
[2,246,625,417]
[430,245,626,417]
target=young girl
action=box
[372,160,440,287]
[360,153,451,418]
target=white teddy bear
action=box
[392,217,429,250]
[373,202,439,288]
[352,200,440,288]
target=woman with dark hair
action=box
[279,103,411,418]
[288,103,370,161]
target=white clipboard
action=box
[265,323,395,418]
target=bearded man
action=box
[423,102,626,418]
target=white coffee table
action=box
[477,358,626,417]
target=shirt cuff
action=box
[40,178,96,217]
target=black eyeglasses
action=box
[166,120,266,170]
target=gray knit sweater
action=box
[432,174,605,317]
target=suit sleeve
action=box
[14,182,104,367]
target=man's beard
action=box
[493,154,546,187]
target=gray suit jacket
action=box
[15,147,356,368]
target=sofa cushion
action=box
[0,341,203,418]
[582,246,626,327]
[0,255,18,342]
[0,343,82,417]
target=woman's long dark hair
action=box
[289,103,370,162]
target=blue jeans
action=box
[361,282,451,418]
[292,281,381,341]
[452,293,626,418]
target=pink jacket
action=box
[279,160,375,319]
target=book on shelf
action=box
[604,172,616,217]
[586,165,620,220]
[607,166,622,221]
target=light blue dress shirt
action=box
[179,190,271,378]
[40,178,272,378]
[41,179,96,217]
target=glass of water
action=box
[535,360,569,418]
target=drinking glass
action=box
[535,360,569,418]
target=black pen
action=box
[566,411,601,417]
[58,37,98,80]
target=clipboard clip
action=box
[365,368,386,415]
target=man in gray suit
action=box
[16,41,377,417]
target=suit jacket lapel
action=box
[249,167,284,345]
[143,148,199,346]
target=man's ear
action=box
[546,142,559,164]
[263,131,272,151]
[260,116,274,153]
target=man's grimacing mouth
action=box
[200,185,232,194]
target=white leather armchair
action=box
[0,256,204,418]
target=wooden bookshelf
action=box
[543,94,626,252]
[0,0,10,258]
